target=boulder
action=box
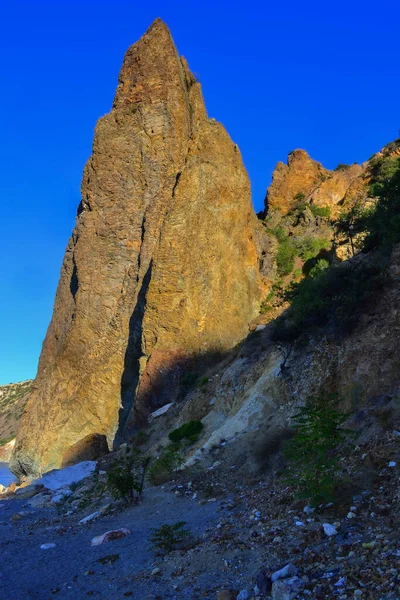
[34,461,96,491]
[61,433,109,468]
[91,528,131,546]
[271,576,305,600]
[14,483,44,499]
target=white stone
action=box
[237,591,249,600]
[323,523,338,537]
[51,489,73,504]
[388,461,396,468]
[147,403,174,422]
[40,543,56,550]
[80,511,100,524]
[271,563,298,583]
[303,505,315,515]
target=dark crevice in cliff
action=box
[172,172,181,197]
[69,258,79,300]
[77,201,84,217]
[115,260,153,448]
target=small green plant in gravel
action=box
[107,451,149,502]
[149,522,191,552]
[147,448,184,485]
[284,394,354,505]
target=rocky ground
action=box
[1,431,400,600]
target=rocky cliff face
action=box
[266,149,364,216]
[0,380,32,447]
[11,19,262,478]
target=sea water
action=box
[0,462,15,487]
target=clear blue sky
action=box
[1,0,399,385]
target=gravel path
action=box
[0,487,220,600]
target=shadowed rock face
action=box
[11,19,262,478]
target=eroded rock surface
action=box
[266,149,363,216]
[11,19,262,479]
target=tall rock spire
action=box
[11,19,262,478]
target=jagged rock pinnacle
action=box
[11,20,262,478]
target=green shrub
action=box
[180,371,198,391]
[168,420,203,443]
[260,300,273,314]
[284,394,354,505]
[336,152,400,255]
[199,376,209,387]
[334,163,351,171]
[271,226,287,243]
[106,452,148,502]
[335,203,370,256]
[132,430,149,447]
[384,138,400,153]
[260,283,284,314]
[360,158,400,251]
[308,259,329,278]
[293,268,302,279]
[318,172,330,182]
[147,448,184,485]
[273,256,388,341]
[310,205,331,219]
[294,236,330,261]
[0,435,14,446]
[294,191,306,202]
[149,522,190,552]
[276,241,297,276]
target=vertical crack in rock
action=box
[11,18,263,478]
[69,257,79,300]
[172,172,181,197]
[116,260,152,447]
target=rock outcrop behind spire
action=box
[265,149,363,216]
[10,20,262,478]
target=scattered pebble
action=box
[323,523,338,536]
[40,543,56,550]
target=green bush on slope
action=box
[284,393,354,505]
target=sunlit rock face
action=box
[266,149,363,216]
[11,19,262,479]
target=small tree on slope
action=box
[284,393,354,506]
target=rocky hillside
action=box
[9,17,400,493]
[11,19,265,479]
[0,380,32,447]
[252,139,400,327]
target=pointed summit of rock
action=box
[11,21,262,478]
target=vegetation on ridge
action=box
[271,146,400,341]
